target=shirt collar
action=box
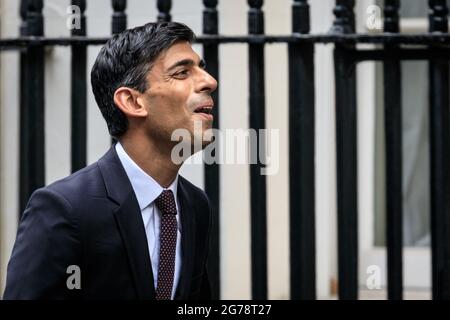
[115,142,179,210]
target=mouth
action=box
[193,104,214,120]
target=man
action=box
[4,22,217,300]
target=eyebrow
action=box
[166,58,206,72]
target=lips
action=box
[193,104,214,121]
[193,105,213,114]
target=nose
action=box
[197,68,218,94]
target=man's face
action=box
[141,41,217,150]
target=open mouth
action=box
[193,106,213,114]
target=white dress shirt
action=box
[115,142,182,299]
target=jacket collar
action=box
[97,145,195,300]
[114,142,179,211]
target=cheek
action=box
[146,94,193,133]
[149,85,191,113]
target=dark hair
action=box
[91,22,195,138]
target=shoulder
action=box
[26,162,106,216]
[44,162,105,202]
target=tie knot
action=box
[155,190,177,215]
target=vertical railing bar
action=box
[428,0,450,300]
[71,0,87,172]
[331,0,358,300]
[157,0,172,23]
[248,0,267,300]
[202,0,221,300]
[19,0,45,215]
[112,0,127,35]
[289,0,316,300]
[110,0,127,146]
[19,0,30,215]
[383,0,403,301]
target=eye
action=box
[173,69,190,79]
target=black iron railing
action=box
[2,0,449,300]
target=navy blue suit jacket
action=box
[3,146,212,300]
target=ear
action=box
[113,87,148,118]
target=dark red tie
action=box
[154,189,178,300]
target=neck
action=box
[118,133,181,188]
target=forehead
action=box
[156,41,201,68]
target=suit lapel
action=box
[174,177,196,299]
[113,193,155,299]
[98,146,155,299]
